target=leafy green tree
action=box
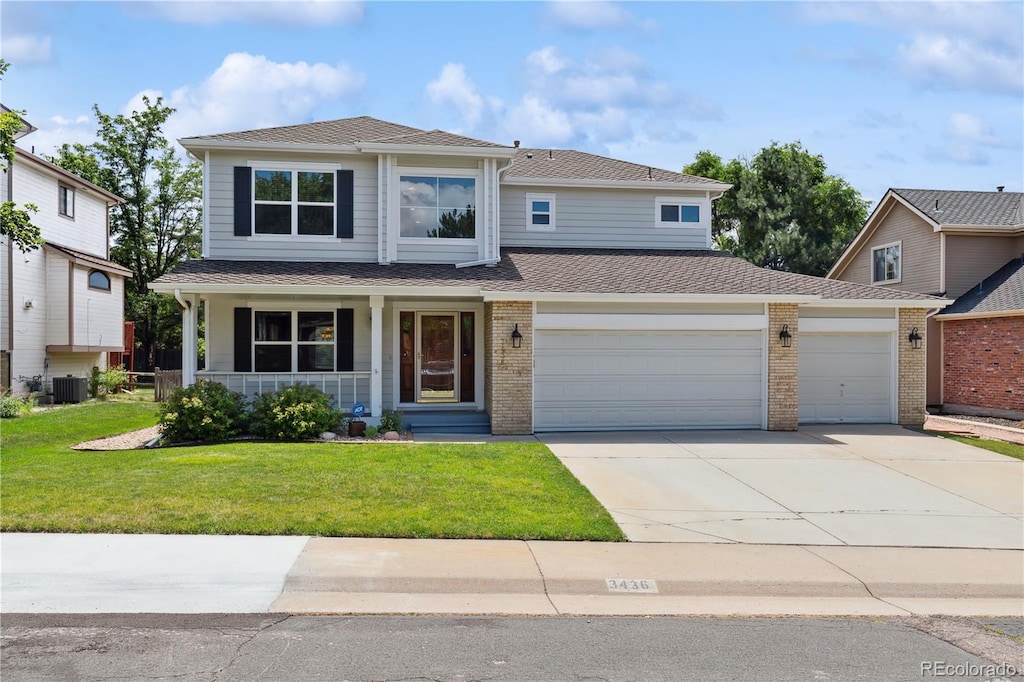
[429,207,475,238]
[684,142,867,276]
[0,60,42,253]
[49,97,202,369]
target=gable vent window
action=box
[656,198,701,227]
[59,185,75,219]
[254,170,335,236]
[526,193,556,232]
[88,270,111,291]
[871,242,901,284]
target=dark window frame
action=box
[58,184,75,219]
[87,269,111,292]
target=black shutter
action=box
[336,169,354,239]
[234,166,252,236]
[336,308,354,371]
[233,307,252,371]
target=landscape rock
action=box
[383,431,401,440]
[320,431,337,441]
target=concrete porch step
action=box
[405,410,491,435]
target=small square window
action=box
[526,193,555,232]
[660,205,680,222]
[681,205,700,223]
[657,198,702,227]
[59,185,75,219]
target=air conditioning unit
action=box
[52,376,88,404]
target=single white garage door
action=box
[534,330,764,431]
[799,333,893,424]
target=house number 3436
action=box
[606,578,658,593]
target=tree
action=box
[50,97,202,369]
[684,142,867,276]
[429,207,475,238]
[0,59,42,253]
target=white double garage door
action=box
[533,313,896,431]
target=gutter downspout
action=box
[454,156,516,269]
[6,163,14,354]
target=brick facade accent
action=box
[484,301,533,435]
[942,316,1024,417]
[898,308,929,425]
[767,303,799,431]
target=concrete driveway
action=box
[541,425,1024,548]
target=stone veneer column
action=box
[484,301,533,435]
[767,303,799,431]
[898,308,928,425]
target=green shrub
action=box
[159,381,249,443]
[378,407,403,434]
[102,367,130,395]
[364,425,379,439]
[250,384,343,441]
[89,366,102,398]
[0,392,35,418]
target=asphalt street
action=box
[2,614,1021,681]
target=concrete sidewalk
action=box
[3,534,1021,617]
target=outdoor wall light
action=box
[908,327,922,349]
[511,323,523,349]
[778,324,792,348]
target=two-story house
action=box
[1,114,129,397]
[152,117,948,434]
[828,189,1024,419]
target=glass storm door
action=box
[417,314,457,402]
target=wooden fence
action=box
[154,368,182,402]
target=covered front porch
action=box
[175,290,497,426]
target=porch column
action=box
[180,292,199,387]
[370,295,383,417]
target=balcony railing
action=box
[197,371,372,413]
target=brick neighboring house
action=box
[828,188,1024,419]
[152,117,947,434]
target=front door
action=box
[417,313,457,402]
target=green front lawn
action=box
[0,401,623,540]
[930,431,1024,461]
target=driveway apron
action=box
[541,425,1024,548]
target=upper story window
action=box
[871,242,901,284]
[88,270,110,291]
[656,197,701,227]
[58,185,75,219]
[254,310,335,372]
[399,175,476,239]
[526,193,556,232]
[254,170,335,236]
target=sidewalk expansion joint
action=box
[800,546,911,616]
[525,541,560,616]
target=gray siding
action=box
[396,241,479,264]
[206,151,378,261]
[944,234,1020,298]
[499,186,710,249]
[837,202,941,294]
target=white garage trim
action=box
[534,313,767,331]
[799,318,898,333]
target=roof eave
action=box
[179,138,362,155]
[149,282,486,298]
[936,308,1024,320]
[936,224,1024,235]
[501,176,732,192]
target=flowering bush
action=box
[250,384,342,440]
[0,392,35,418]
[159,381,248,443]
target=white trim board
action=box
[798,318,899,333]
[534,313,768,331]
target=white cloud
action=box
[946,112,1011,148]
[142,0,364,27]
[0,34,53,65]
[929,112,1015,167]
[900,34,1022,96]
[426,64,486,129]
[526,46,568,75]
[16,115,95,159]
[851,109,909,129]
[545,1,657,32]
[798,1,1023,96]
[155,53,364,143]
[504,96,575,146]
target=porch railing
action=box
[197,371,372,413]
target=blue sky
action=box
[2,1,1022,204]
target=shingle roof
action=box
[506,148,721,185]
[365,129,509,148]
[155,248,940,302]
[937,258,1024,317]
[892,189,1023,227]
[181,116,423,145]
[45,243,134,277]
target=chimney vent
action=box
[548,149,553,160]
[513,140,520,148]
[997,185,1005,192]
[934,199,940,211]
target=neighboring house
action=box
[828,188,1024,418]
[152,117,947,434]
[1,116,129,396]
